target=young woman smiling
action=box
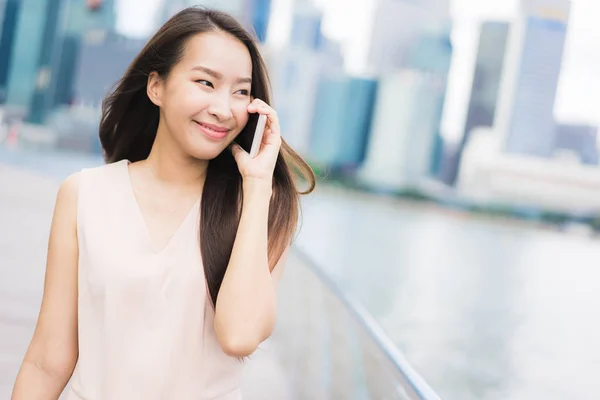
[12,7,315,400]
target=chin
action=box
[185,149,223,161]
[179,133,226,159]
[186,144,229,161]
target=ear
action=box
[147,71,163,107]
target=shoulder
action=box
[81,160,126,180]
[56,160,124,214]
[49,172,82,237]
[56,171,83,206]
[78,160,127,192]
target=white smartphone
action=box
[249,114,267,158]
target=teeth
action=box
[201,123,220,132]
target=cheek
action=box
[233,103,250,128]
[165,84,205,116]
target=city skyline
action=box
[495,0,570,157]
[111,0,599,133]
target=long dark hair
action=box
[99,7,315,306]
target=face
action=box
[148,31,253,160]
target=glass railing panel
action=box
[270,249,440,400]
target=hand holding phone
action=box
[249,114,267,158]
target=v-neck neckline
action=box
[120,160,200,254]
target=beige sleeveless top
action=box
[67,160,243,400]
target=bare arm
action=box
[214,180,288,358]
[11,173,81,400]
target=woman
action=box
[12,7,315,400]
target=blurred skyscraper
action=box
[0,0,20,104]
[443,22,510,185]
[289,0,325,50]
[554,123,599,165]
[53,0,117,107]
[65,0,116,34]
[6,0,68,123]
[73,33,145,107]
[367,0,450,74]
[159,0,241,22]
[464,22,510,151]
[266,0,341,155]
[0,1,4,31]
[309,75,378,168]
[160,0,271,42]
[495,0,570,157]
[356,0,452,189]
[266,47,328,156]
[245,0,271,42]
[359,26,452,189]
[196,0,246,18]
[158,0,191,23]
[52,35,81,107]
[1,0,117,122]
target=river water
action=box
[296,187,600,400]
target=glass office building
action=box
[309,75,378,168]
[5,0,66,114]
[495,0,571,157]
[0,0,20,103]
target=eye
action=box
[235,89,250,96]
[196,80,213,88]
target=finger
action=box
[262,128,273,143]
[247,98,273,114]
[263,126,281,149]
[229,142,248,163]
[263,112,281,144]
[248,98,266,108]
[247,99,266,112]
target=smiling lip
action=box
[194,121,230,140]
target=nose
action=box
[207,91,233,121]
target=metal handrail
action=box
[292,245,441,400]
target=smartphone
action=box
[250,114,267,158]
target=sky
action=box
[114,0,600,136]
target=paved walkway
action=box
[0,164,291,399]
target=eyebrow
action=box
[192,66,252,85]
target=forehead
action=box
[178,31,252,80]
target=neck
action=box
[144,124,208,190]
